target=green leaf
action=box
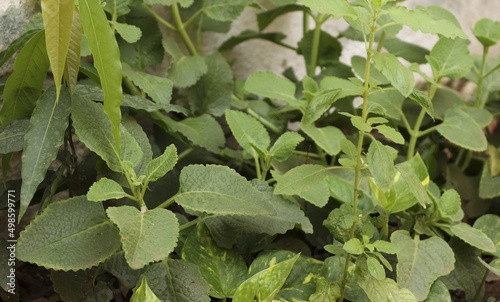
[80,0,123,152]
[375,125,404,144]
[462,107,494,128]
[226,109,270,157]
[51,270,114,301]
[187,53,232,116]
[107,206,179,270]
[438,189,463,222]
[298,30,342,69]
[122,115,153,176]
[232,253,300,302]
[0,31,49,127]
[17,196,121,270]
[244,71,298,106]
[182,224,247,298]
[408,89,434,119]
[302,89,342,125]
[372,52,414,97]
[0,119,30,154]
[103,252,146,289]
[0,29,41,68]
[64,8,82,95]
[479,164,500,199]
[391,230,455,301]
[340,139,357,159]
[145,0,193,7]
[395,163,431,208]
[145,144,177,184]
[425,280,451,302]
[204,0,253,21]
[478,258,500,277]
[299,0,357,19]
[450,223,496,253]
[309,277,340,302]
[87,178,128,202]
[41,0,74,101]
[427,37,472,79]
[472,18,500,48]
[257,5,305,31]
[122,63,173,106]
[473,214,500,257]
[274,164,329,207]
[386,6,467,39]
[269,132,304,162]
[167,55,208,88]
[301,124,345,155]
[368,90,404,121]
[373,240,399,254]
[162,114,225,153]
[218,30,287,51]
[111,21,142,44]
[367,140,396,193]
[19,86,71,221]
[348,115,372,132]
[120,125,143,168]
[367,255,385,280]
[343,238,364,255]
[383,37,429,64]
[131,276,161,302]
[436,107,487,151]
[351,56,389,86]
[177,165,275,216]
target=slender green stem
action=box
[376,31,386,52]
[178,147,194,160]
[179,218,200,232]
[183,9,202,28]
[368,87,398,95]
[157,193,178,209]
[246,108,281,133]
[303,10,309,36]
[316,143,328,165]
[460,150,473,172]
[399,110,413,135]
[273,41,299,51]
[124,76,141,96]
[143,4,177,31]
[308,13,323,76]
[254,156,262,180]
[172,3,198,56]
[472,268,489,302]
[417,125,438,137]
[292,150,321,158]
[483,62,500,79]
[475,46,489,108]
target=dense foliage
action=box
[1,0,500,301]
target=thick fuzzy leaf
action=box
[450,223,496,253]
[299,0,357,20]
[177,165,275,216]
[473,214,500,257]
[41,0,74,101]
[17,196,121,270]
[301,124,345,155]
[438,189,463,222]
[131,276,161,302]
[226,110,270,157]
[233,253,300,302]
[112,21,142,44]
[80,0,123,151]
[187,52,232,116]
[408,89,434,119]
[375,125,404,144]
[479,164,500,199]
[87,178,128,202]
[436,107,487,151]
[167,56,208,88]
[269,132,304,162]
[122,115,153,176]
[0,119,30,154]
[391,230,455,301]
[367,140,395,193]
[386,6,467,39]
[472,18,500,48]
[343,238,364,255]
[244,71,298,106]
[218,30,287,51]
[64,7,82,94]
[107,206,179,270]
[145,145,177,183]
[182,224,247,298]
[372,52,414,97]
[19,87,71,221]
[274,164,329,207]
[0,31,49,127]
[425,280,451,302]
[427,37,472,79]
[122,63,173,106]
[357,271,417,302]
[204,0,253,21]
[103,252,146,289]
[302,89,342,125]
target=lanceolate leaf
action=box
[436,107,487,151]
[19,86,71,221]
[64,7,82,95]
[0,31,50,128]
[107,207,179,270]
[145,145,177,183]
[0,119,30,154]
[17,196,121,271]
[87,178,129,202]
[372,52,414,97]
[0,29,41,68]
[225,109,270,158]
[80,0,123,152]
[41,0,75,101]
[218,30,287,51]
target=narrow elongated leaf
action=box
[478,258,500,277]
[367,140,395,193]
[107,206,179,270]
[122,63,173,106]
[177,165,275,216]
[17,196,121,270]
[372,52,414,97]
[19,86,71,221]
[87,178,128,202]
[299,0,357,19]
[0,31,49,127]
[232,253,300,302]
[182,224,247,298]
[145,145,177,183]
[427,37,472,79]
[41,0,74,101]
[274,164,329,207]
[131,276,161,302]
[0,119,30,154]
[0,29,41,68]
[450,223,496,253]
[80,0,123,152]
[269,132,304,162]
[436,107,487,151]
[226,110,270,157]
[391,230,455,301]
[301,124,345,155]
[244,71,298,106]
[64,7,82,94]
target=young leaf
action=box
[17,196,121,271]
[367,140,396,193]
[343,238,364,255]
[373,240,399,254]
[438,189,463,222]
[367,256,385,280]
[425,280,452,302]
[122,115,153,176]
[41,0,74,101]
[391,230,455,301]
[144,144,177,184]
[301,124,345,155]
[177,165,275,216]
[19,86,71,221]
[204,0,254,22]
[131,276,161,302]
[111,21,142,44]
[232,253,300,302]
[408,89,434,119]
[473,214,500,257]
[107,206,179,270]
[225,109,270,158]
[302,89,342,125]
[87,178,129,202]
[299,0,357,20]
[182,224,247,298]
[64,7,82,95]
[120,126,143,168]
[472,18,500,48]
[436,107,487,151]
[122,63,173,106]
[80,0,123,152]
[395,163,431,208]
[0,31,49,127]
[372,52,414,97]
[0,119,30,154]
[274,164,330,207]
[450,223,496,253]
[269,132,304,162]
[426,37,472,79]
[374,125,404,144]
[244,71,298,106]
[340,139,357,159]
